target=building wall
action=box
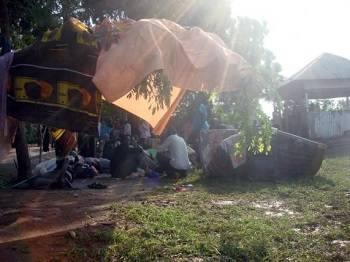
[308,111,350,138]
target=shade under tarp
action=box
[114,87,186,135]
[279,53,350,100]
[93,18,251,134]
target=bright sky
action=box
[232,0,350,78]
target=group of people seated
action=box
[20,94,219,188]
[98,116,192,179]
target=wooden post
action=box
[14,122,32,181]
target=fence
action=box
[308,110,350,139]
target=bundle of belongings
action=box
[12,151,111,189]
[12,137,158,189]
[199,128,326,181]
[7,18,101,135]
[199,129,243,177]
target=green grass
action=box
[69,155,350,261]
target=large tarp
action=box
[94,19,251,101]
[7,18,101,135]
[93,19,251,134]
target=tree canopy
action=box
[4,0,233,47]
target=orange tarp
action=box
[114,87,185,135]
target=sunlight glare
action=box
[231,0,350,77]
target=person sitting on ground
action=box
[156,127,191,178]
[110,135,143,178]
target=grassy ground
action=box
[69,154,350,261]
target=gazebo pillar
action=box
[304,92,309,112]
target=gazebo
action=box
[278,53,350,138]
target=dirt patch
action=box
[332,240,350,248]
[0,147,55,187]
[211,200,240,206]
[252,200,297,217]
[321,136,350,156]
[293,222,322,235]
[0,177,161,261]
[210,198,297,217]
[0,231,77,262]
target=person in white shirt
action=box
[157,127,191,177]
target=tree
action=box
[211,17,282,154]
[172,16,282,154]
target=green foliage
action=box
[229,17,283,106]
[7,0,61,49]
[24,123,38,144]
[229,18,282,91]
[211,17,283,154]
[100,101,123,123]
[214,89,273,155]
[127,70,173,115]
[172,91,213,127]
[219,235,268,261]
[173,17,282,154]
[309,98,350,112]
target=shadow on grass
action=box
[218,233,268,262]
[188,174,336,195]
[325,151,350,159]
[67,225,116,261]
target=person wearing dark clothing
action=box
[50,129,77,188]
[110,136,142,178]
[78,133,96,157]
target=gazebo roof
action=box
[279,53,350,100]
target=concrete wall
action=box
[308,110,350,139]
